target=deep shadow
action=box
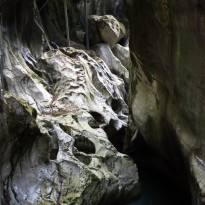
[74,136,96,154]
[49,148,58,160]
[128,132,191,205]
[104,119,125,152]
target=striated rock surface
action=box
[0,36,139,205]
[112,44,131,69]
[93,43,129,84]
[0,1,140,204]
[127,0,205,204]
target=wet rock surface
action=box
[126,0,205,204]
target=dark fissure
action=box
[127,132,192,205]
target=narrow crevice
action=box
[104,119,125,152]
[88,118,100,128]
[56,163,62,205]
[2,189,10,205]
[74,136,96,154]
[59,123,72,135]
[49,148,58,160]
[73,153,92,165]
[111,99,122,113]
[89,111,105,123]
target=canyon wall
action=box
[127,0,205,204]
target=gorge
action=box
[0,0,204,205]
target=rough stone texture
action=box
[89,15,126,48]
[112,44,131,68]
[0,42,139,204]
[127,0,205,204]
[0,1,140,204]
[93,43,129,84]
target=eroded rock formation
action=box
[0,0,139,204]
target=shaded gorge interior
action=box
[126,0,205,204]
[0,0,203,205]
[127,132,192,205]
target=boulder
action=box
[89,15,126,48]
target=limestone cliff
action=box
[127,0,205,204]
[0,0,139,204]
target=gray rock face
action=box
[112,44,131,68]
[127,0,205,204]
[93,43,129,84]
[0,41,139,204]
[0,0,140,204]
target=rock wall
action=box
[126,0,205,204]
[0,0,139,204]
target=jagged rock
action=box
[89,15,126,48]
[112,44,131,68]
[0,0,140,204]
[127,0,205,204]
[0,93,40,205]
[93,43,129,84]
[0,41,139,204]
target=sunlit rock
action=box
[112,44,131,69]
[93,43,129,84]
[0,44,139,204]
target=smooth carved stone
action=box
[112,44,131,68]
[127,0,205,204]
[93,43,129,84]
[0,43,139,204]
